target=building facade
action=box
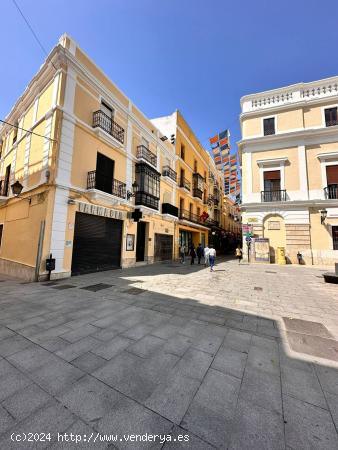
[152,111,226,256]
[239,77,338,265]
[0,35,229,281]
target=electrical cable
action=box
[11,0,57,71]
[0,119,57,142]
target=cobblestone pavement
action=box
[0,258,337,449]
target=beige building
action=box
[0,34,230,281]
[239,77,338,265]
[152,111,226,255]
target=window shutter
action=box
[264,170,280,180]
[326,165,338,184]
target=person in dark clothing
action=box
[190,245,196,265]
[196,243,203,264]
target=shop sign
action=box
[77,201,125,220]
[247,217,258,223]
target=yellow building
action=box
[239,77,338,265]
[0,34,230,280]
[152,111,226,256]
[0,34,178,280]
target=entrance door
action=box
[71,212,122,275]
[95,153,114,194]
[154,234,173,261]
[136,221,146,262]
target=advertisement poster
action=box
[253,238,270,263]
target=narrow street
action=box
[0,259,337,449]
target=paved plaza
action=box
[0,258,337,449]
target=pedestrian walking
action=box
[209,246,216,272]
[235,246,243,264]
[179,245,185,264]
[190,244,196,265]
[203,245,210,267]
[196,243,203,265]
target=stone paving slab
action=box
[0,258,337,449]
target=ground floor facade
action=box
[241,202,338,265]
[0,184,179,281]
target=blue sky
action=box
[1,0,338,152]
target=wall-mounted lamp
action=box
[11,181,31,204]
[126,181,139,200]
[320,209,327,224]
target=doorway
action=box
[95,153,114,194]
[136,221,147,262]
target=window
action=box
[263,118,275,136]
[325,108,338,127]
[194,160,197,172]
[135,163,160,198]
[12,121,18,145]
[180,144,185,161]
[332,226,338,250]
[0,224,3,249]
[326,165,338,199]
[101,101,114,119]
[3,165,11,197]
[0,140,3,159]
[141,137,149,149]
[197,207,201,217]
[264,170,281,191]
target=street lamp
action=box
[320,209,327,224]
[11,180,24,196]
[10,180,31,203]
[126,181,139,200]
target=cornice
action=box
[241,199,338,210]
[238,125,338,152]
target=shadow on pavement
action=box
[0,262,336,449]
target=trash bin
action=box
[277,247,286,265]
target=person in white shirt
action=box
[203,245,210,267]
[208,246,216,272]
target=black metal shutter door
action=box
[71,212,122,275]
[154,234,173,261]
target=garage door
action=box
[71,212,123,275]
[154,233,173,261]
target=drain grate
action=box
[123,287,147,295]
[81,283,114,292]
[43,281,60,286]
[52,284,76,290]
[254,287,263,291]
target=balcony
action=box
[324,185,338,199]
[179,209,208,226]
[137,145,157,167]
[261,189,287,202]
[162,203,178,217]
[162,166,177,182]
[192,188,203,199]
[92,110,125,144]
[179,177,191,192]
[205,218,219,228]
[326,120,338,127]
[135,191,159,210]
[87,170,126,199]
[213,188,220,204]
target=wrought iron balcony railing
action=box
[261,189,287,202]
[136,145,157,167]
[87,170,126,199]
[135,191,159,210]
[179,177,191,192]
[263,127,275,136]
[179,209,202,225]
[92,110,125,144]
[324,185,338,199]
[162,166,177,182]
[325,120,338,127]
